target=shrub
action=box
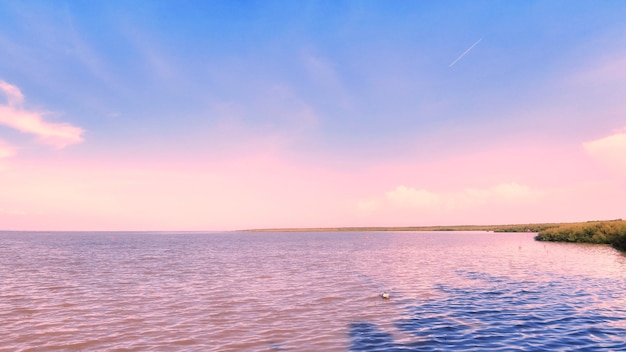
[535,220,626,251]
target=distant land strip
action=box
[244,219,626,251]
[243,221,615,233]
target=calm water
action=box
[1,231,625,351]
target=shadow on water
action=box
[349,270,626,351]
[349,322,397,351]
[350,322,428,351]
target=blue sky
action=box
[1,1,625,229]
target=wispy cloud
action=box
[302,51,353,110]
[0,208,26,216]
[385,186,441,207]
[459,182,541,207]
[0,81,24,106]
[0,139,16,159]
[0,80,84,149]
[363,182,542,213]
[583,128,626,175]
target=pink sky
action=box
[0,120,624,230]
[1,2,625,230]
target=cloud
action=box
[386,186,441,207]
[0,80,84,149]
[0,209,26,216]
[0,139,16,159]
[368,182,541,212]
[302,51,352,109]
[0,81,25,106]
[459,182,541,207]
[583,128,626,174]
[575,53,626,86]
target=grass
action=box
[534,219,626,251]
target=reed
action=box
[535,220,626,251]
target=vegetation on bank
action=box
[535,220,626,251]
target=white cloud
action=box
[583,129,626,174]
[0,80,84,149]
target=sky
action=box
[1,1,625,231]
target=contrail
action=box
[449,38,482,67]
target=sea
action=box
[0,231,625,351]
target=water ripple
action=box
[0,231,624,351]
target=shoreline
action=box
[245,219,626,252]
[243,220,617,233]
